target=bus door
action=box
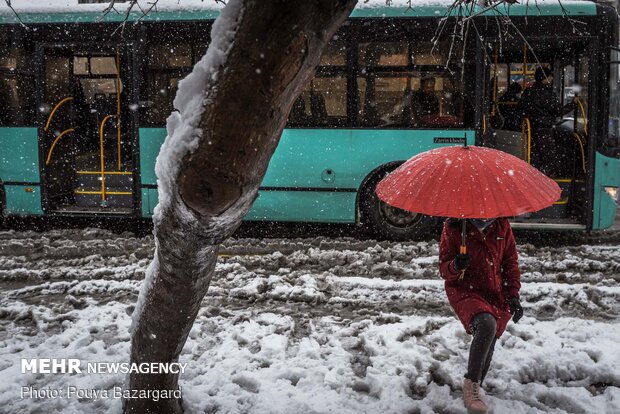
[37,44,135,214]
[557,42,594,225]
[481,37,593,225]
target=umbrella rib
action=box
[487,151,524,217]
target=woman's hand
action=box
[508,296,523,323]
[453,253,470,271]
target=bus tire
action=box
[359,167,436,241]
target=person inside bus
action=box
[439,217,522,414]
[497,82,522,131]
[519,67,577,175]
[412,76,440,125]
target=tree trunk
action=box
[124,1,356,412]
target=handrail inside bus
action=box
[77,170,131,175]
[521,117,531,164]
[573,132,586,174]
[574,96,588,136]
[99,114,114,202]
[491,48,498,117]
[45,128,75,165]
[44,97,74,132]
[522,43,527,83]
[115,48,122,171]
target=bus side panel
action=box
[592,152,620,230]
[137,127,475,222]
[0,127,43,215]
[262,129,353,189]
[3,185,44,215]
[139,128,163,187]
[347,129,475,190]
[139,128,165,218]
[141,188,158,218]
[262,129,475,190]
[141,186,357,223]
[244,191,357,222]
[256,129,473,222]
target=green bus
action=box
[0,1,618,239]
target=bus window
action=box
[355,37,467,128]
[74,57,89,75]
[560,55,589,134]
[288,76,347,126]
[411,41,453,66]
[358,76,409,126]
[357,74,464,128]
[510,63,537,89]
[143,42,200,126]
[491,64,509,96]
[148,43,192,69]
[562,64,575,102]
[575,57,589,132]
[0,56,16,69]
[288,35,348,127]
[45,55,72,102]
[193,43,209,64]
[72,56,121,106]
[488,63,510,129]
[359,42,408,67]
[144,73,181,126]
[0,41,34,126]
[79,79,121,103]
[90,57,118,75]
[320,38,346,66]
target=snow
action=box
[1,228,619,413]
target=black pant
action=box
[465,313,497,384]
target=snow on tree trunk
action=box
[124,0,357,412]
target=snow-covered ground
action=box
[0,228,619,413]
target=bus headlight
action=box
[605,187,619,203]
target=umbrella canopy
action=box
[375,145,561,219]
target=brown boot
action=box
[463,378,488,414]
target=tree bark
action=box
[124,1,356,413]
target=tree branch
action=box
[2,0,26,27]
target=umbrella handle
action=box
[460,219,467,254]
[459,219,467,279]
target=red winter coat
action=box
[439,218,521,338]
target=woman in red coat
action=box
[439,217,523,414]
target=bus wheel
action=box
[360,170,435,240]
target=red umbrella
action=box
[375,145,561,252]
